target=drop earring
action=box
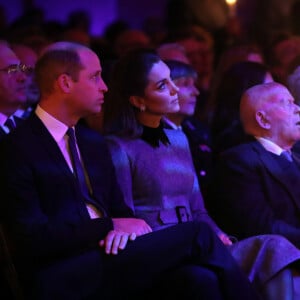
[140,105,146,112]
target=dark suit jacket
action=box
[210,140,300,248]
[0,114,134,297]
[0,114,133,259]
[0,115,25,140]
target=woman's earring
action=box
[140,105,146,112]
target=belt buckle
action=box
[175,206,189,223]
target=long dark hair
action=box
[102,48,160,137]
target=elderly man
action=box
[11,43,40,118]
[211,81,300,249]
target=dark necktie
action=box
[67,128,107,216]
[4,117,16,132]
[280,150,293,162]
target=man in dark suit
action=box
[210,81,300,249]
[0,40,31,298]
[0,41,261,300]
[0,41,30,140]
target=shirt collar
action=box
[35,105,69,142]
[255,136,286,155]
[0,112,8,126]
[162,116,182,130]
[14,108,26,118]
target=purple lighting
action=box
[1,0,118,36]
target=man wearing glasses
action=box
[0,40,29,139]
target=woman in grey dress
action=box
[102,48,300,300]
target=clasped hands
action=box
[99,218,152,255]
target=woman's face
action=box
[142,60,179,115]
[173,76,199,116]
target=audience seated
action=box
[103,48,300,300]
[0,40,29,140]
[2,4,300,299]
[206,42,265,124]
[265,32,300,85]
[0,41,263,300]
[10,43,39,119]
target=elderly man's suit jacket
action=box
[211,140,300,248]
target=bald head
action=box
[240,82,300,148]
[241,82,288,132]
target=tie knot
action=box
[66,127,76,139]
[280,150,293,162]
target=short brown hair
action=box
[35,48,84,95]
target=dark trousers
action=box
[25,221,261,300]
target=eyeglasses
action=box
[0,63,34,76]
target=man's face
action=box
[0,45,27,114]
[70,49,108,117]
[12,45,39,104]
[265,88,300,147]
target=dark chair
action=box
[0,224,24,300]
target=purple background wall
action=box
[0,0,169,36]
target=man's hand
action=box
[112,218,152,236]
[99,230,136,255]
[99,218,152,255]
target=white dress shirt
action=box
[35,105,101,219]
[255,136,290,156]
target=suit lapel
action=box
[29,115,74,179]
[14,115,25,126]
[0,126,7,139]
[253,141,300,210]
[24,115,92,219]
[75,125,109,214]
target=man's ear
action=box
[57,73,73,93]
[256,110,271,129]
[129,95,146,111]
